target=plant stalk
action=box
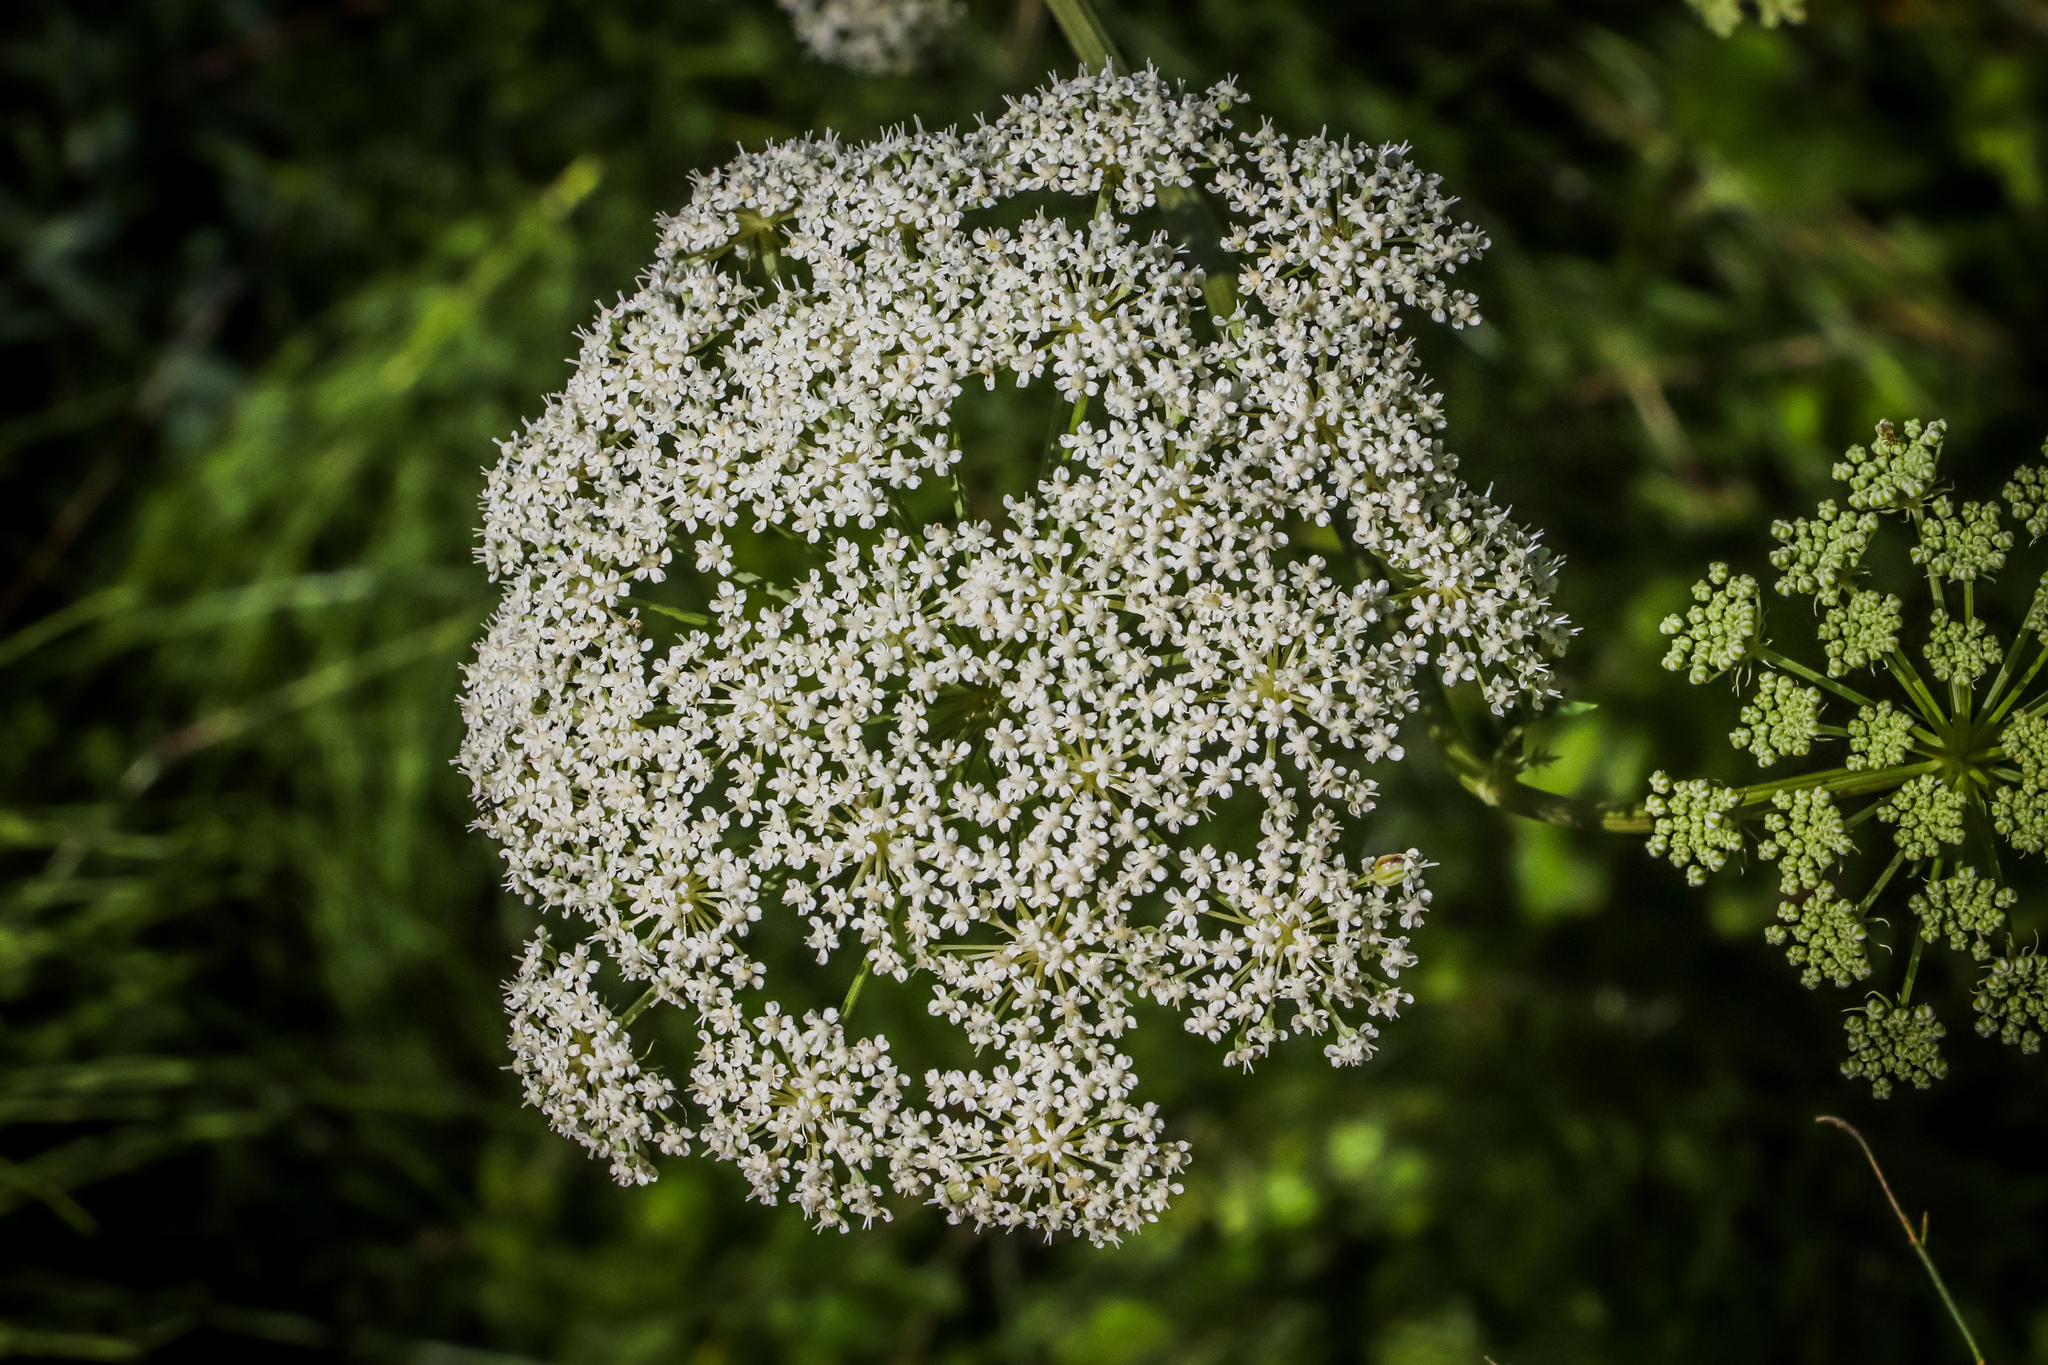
[1046,0,1124,71]
[1428,704,1651,833]
[1815,1117,1986,1365]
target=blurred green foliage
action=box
[5,0,2048,1360]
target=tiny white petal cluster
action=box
[459,71,1568,1241]
[1756,788,1850,895]
[778,0,962,75]
[1765,882,1869,989]
[1992,708,2048,852]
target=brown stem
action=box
[1815,1116,1986,1365]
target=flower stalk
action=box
[1816,1116,1986,1365]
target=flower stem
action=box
[1734,759,1939,809]
[842,963,870,1019]
[1985,642,2048,726]
[1858,850,1905,912]
[1426,700,1651,833]
[1815,1117,1987,1365]
[1899,932,1928,1006]
[1887,648,1948,727]
[1046,0,1124,71]
[619,985,660,1029]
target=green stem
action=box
[1858,850,1905,913]
[1816,1117,1987,1365]
[841,962,871,1019]
[1734,759,1939,809]
[1046,0,1124,71]
[1045,0,1241,322]
[1986,643,2048,726]
[1899,933,1927,1006]
[1755,645,1877,709]
[1977,615,2029,716]
[1886,648,1948,727]
[619,985,660,1030]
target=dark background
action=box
[3,0,2046,1359]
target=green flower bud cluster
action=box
[2026,571,2048,640]
[1912,497,2012,582]
[1764,882,1870,989]
[1817,589,1901,676]
[1921,609,2001,687]
[1756,788,1851,893]
[1910,867,2012,961]
[1659,563,1759,684]
[1644,773,1741,887]
[1974,951,2048,1054]
[1769,500,1874,603]
[1877,774,1966,861]
[1845,700,1914,770]
[1685,0,1805,37]
[1729,671,1820,767]
[2002,457,2048,541]
[1841,997,1948,1099]
[1990,708,2048,853]
[1649,417,2048,1095]
[1835,418,1942,513]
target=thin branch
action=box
[1428,704,1651,833]
[1815,1116,1986,1365]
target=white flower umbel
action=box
[778,0,962,75]
[460,69,1569,1242]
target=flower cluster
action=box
[1757,788,1851,894]
[460,70,1569,1240]
[1817,588,1900,676]
[1728,671,1818,767]
[1910,867,2010,961]
[1648,418,2048,1096]
[1922,609,2000,686]
[1686,0,1806,37]
[1644,773,1741,886]
[1842,998,1947,1099]
[1766,883,1870,989]
[1846,700,1913,770]
[2004,455,2048,541]
[1877,774,1966,862]
[1975,950,2048,1052]
[777,0,961,75]
[1659,562,1759,684]
[1770,501,1873,603]
[1912,497,2012,582]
